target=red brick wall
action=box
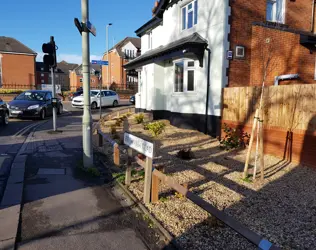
[70,73,100,91]
[249,25,315,86]
[102,51,124,87]
[1,53,36,89]
[229,0,315,87]
[222,121,316,167]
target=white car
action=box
[72,90,119,109]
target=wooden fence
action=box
[222,84,316,166]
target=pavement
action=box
[0,102,151,250]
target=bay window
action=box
[174,60,196,92]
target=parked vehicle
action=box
[129,95,135,105]
[68,90,83,101]
[0,98,9,126]
[72,90,119,109]
[8,90,63,120]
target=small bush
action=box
[78,166,101,177]
[177,148,194,160]
[219,123,250,150]
[113,172,125,183]
[134,113,144,124]
[145,121,166,137]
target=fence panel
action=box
[222,84,316,133]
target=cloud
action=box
[36,52,101,64]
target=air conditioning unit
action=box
[235,46,245,59]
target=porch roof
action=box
[124,33,208,70]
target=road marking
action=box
[13,121,46,137]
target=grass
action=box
[241,176,253,183]
[113,172,125,183]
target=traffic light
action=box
[42,36,57,68]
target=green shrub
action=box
[219,123,250,150]
[134,113,144,124]
[146,121,166,137]
[0,89,24,94]
[113,172,125,183]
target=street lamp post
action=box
[81,0,93,168]
[106,23,112,90]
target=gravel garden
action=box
[97,112,316,250]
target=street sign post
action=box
[86,21,96,36]
[92,60,108,66]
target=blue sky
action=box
[0,0,154,63]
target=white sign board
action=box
[41,84,61,94]
[124,132,154,158]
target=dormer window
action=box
[182,0,198,31]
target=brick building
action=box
[0,36,36,89]
[228,0,316,87]
[35,61,78,91]
[102,37,140,90]
[70,64,101,91]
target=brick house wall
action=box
[102,51,125,87]
[228,0,316,87]
[1,53,36,89]
[250,25,315,86]
[69,72,100,91]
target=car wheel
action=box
[113,100,118,107]
[1,112,9,126]
[58,104,63,115]
[91,102,97,109]
[40,109,46,120]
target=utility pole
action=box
[81,0,93,167]
[106,23,112,90]
[51,67,57,131]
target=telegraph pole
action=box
[51,67,57,131]
[81,0,93,167]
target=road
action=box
[0,100,131,200]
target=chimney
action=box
[152,1,159,16]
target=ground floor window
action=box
[174,60,195,92]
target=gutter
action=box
[312,0,315,33]
[205,48,211,134]
[0,51,37,56]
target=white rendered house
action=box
[125,0,230,136]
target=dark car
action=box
[68,90,83,101]
[8,90,63,120]
[130,95,135,105]
[0,98,9,126]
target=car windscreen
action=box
[15,92,46,101]
[90,91,99,97]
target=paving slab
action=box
[0,204,21,243]
[1,183,23,207]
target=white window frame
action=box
[173,59,196,93]
[181,0,198,31]
[266,0,285,24]
[41,73,44,77]
[147,32,152,50]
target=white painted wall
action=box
[137,0,230,118]
[121,41,137,54]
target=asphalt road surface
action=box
[0,100,132,195]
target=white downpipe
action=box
[274,74,299,86]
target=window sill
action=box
[172,92,197,97]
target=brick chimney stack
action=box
[152,1,159,16]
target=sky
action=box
[0,0,154,64]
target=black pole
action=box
[205,48,211,134]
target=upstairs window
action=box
[266,0,285,23]
[182,0,198,30]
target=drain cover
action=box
[37,168,65,175]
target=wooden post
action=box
[151,172,159,203]
[143,156,153,204]
[243,109,259,179]
[117,111,120,118]
[125,148,132,186]
[259,109,265,182]
[98,132,103,147]
[123,119,129,133]
[114,144,120,166]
